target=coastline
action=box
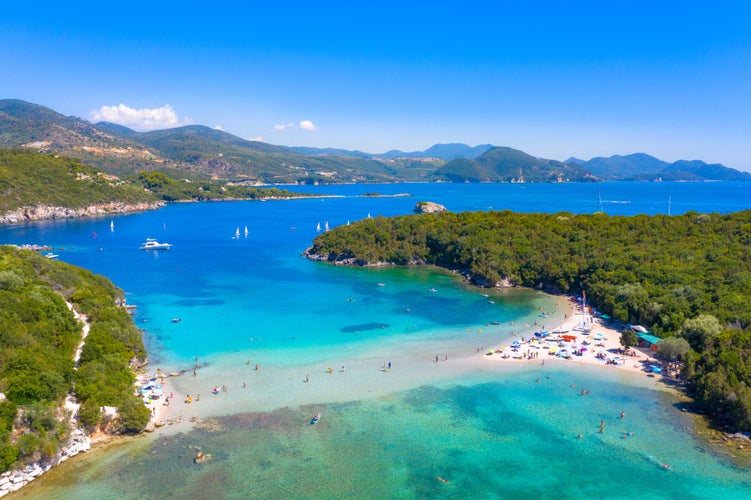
[0,193,330,226]
[0,201,165,225]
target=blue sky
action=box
[2,1,750,170]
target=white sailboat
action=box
[244,225,249,237]
[234,227,240,239]
[367,212,372,219]
[110,220,114,232]
[316,222,321,233]
[347,220,350,226]
[324,221,330,232]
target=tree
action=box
[680,314,723,351]
[77,400,103,429]
[620,329,638,348]
[114,396,150,434]
[656,337,691,361]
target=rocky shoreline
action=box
[0,201,165,225]
[0,429,90,497]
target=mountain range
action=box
[1,99,749,184]
[566,153,751,181]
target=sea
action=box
[3,181,751,499]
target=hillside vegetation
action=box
[0,150,314,219]
[0,149,157,213]
[307,210,751,430]
[0,246,149,472]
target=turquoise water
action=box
[3,182,751,498]
[16,367,751,499]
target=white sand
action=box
[481,297,659,375]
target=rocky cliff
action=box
[0,201,164,224]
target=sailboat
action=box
[316,222,321,233]
[234,227,240,239]
[244,225,249,238]
[324,221,330,232]
[110,220,114,231]
[367,212,372,219]
[347,220,350,226]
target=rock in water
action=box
[413,201,448,214]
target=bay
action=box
[3,181,751,499]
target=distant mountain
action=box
[0,99,434,183]
[661,160,751,181]
[434,147,597,183]
[3,99,749,184]
[289,146,372,158]
[291,143,494,161]
[568,153,669,180]
[378,143,494,160]
[569,153,751,181]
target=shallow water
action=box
[17,366,751,499]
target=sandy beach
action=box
[481,296,660,376]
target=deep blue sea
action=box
[4,182,751,499]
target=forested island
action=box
[306,210,751,431]
[0,246,148,473]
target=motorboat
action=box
[140,238,172,250]
[311,412,321,424]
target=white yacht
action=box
[140,238,172,250]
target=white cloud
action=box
[213,124,224,131]
[90,103,189,131]
[272,120,318,132]
[273,122,294,131]
[248,136,264,142]
[299,120,318,131]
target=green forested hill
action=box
[0,246,149,471]
[307,210,751,430]
[0,149,158,213]
[0,150,314,219]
